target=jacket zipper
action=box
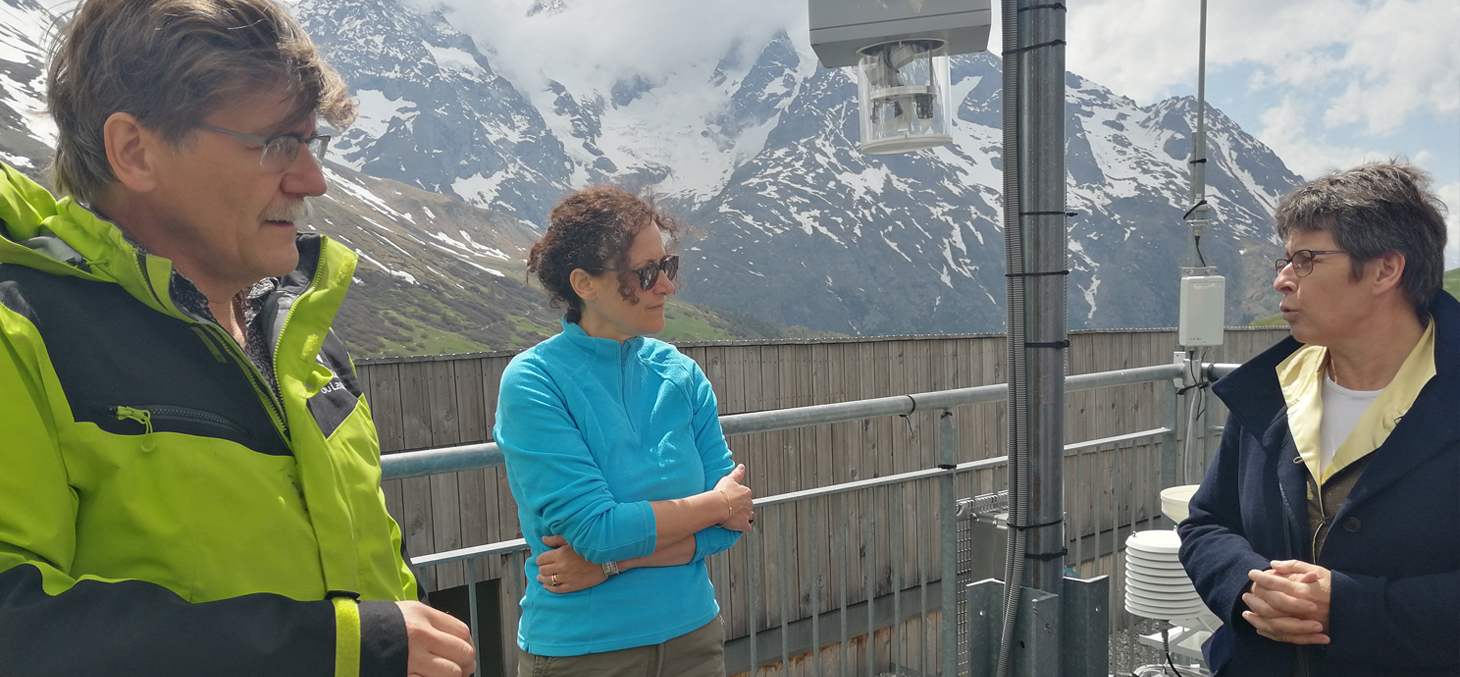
[113,404,250,439]
[204,323,292,444]
[115,406,154,434]
[268,261,324,412]
[128,248,291,444]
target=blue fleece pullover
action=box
[494,320,741,656]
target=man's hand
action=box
[535,535,609,594]
[396,601,476,677]
[713,464,754,532]
[1241,561,1332,645]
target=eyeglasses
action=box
[195,123,331,171]
[1274,249,1347,277]
[606,255,680,290]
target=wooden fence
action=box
[356,327,1288,674]
[358,327,1285,585]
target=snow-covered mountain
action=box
[1,0,1303,339]
[284,0,1299,332]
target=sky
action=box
[1056,0,1460,267]
[434,0,1459,267]
[37,0,1459,268]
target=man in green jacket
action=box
[0,0,474,675]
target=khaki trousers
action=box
[517,617,725,677]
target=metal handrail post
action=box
[939,410,958,676]
[1160,357,1181,493]
[466,558,480,664]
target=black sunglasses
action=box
[607,255,679,290]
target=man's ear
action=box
[103,112,162,193]
[569,268,598,302]
[1369,251,1406,295]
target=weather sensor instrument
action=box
[809,0,991,154]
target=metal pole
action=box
[938,410,959,677]
[465,558,480,669]
[1192,0,1209,210]
[1019,0,1068,595]
[1181,0,1216,275]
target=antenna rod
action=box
[1183,0,1213,270]
[1191,0,1208,208]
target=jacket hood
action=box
[1,162,183,312]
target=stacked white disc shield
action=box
[1123,530,1208,621]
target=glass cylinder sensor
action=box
[857,40,952,154]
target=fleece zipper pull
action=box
[115,406,154,434]
[115,406,157,452]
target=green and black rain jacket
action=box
[0,163,417,676]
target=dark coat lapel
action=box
[1339,292,1460,514]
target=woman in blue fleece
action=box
[496,187,754,677]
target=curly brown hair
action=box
[527,186,681,323]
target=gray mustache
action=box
[263,199,314,222]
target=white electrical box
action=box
[1179,275,1226,346]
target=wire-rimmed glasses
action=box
[195,123,331,171]
[1274,249,1347,277]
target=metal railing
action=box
[384,361,1236,676]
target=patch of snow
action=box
[1081,276,1101,320]
[425,44,486,77]
[354,250,418,285]
[461,260,506,277]
[351,89,419,141]
[453,172,509,206]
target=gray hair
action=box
[46,0,356,203]
[1275,162,1449,319]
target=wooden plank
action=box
[810,343,834,617]
[369,363,405,454]
[762,345,787,629]
[396,361,437,590]
[490,358,521,542]
[453,358,492,580]
[365,362,410,560]
[721,346,749,639]
[872,341,893,597]
[424,360,465,589]
[792,345,816,623]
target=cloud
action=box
[1063,0,1460,135]
[1255,95,1390,178]
[424,0,808,96]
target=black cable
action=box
[1167,650,1187,677]
[1005,270,1070,278]
[1162,628,1188,677]
[1001,39,1066,56]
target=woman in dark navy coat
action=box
[1179,163,1459,677]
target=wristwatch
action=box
[602,561,620,577]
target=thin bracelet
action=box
[717,489,733,520]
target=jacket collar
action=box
[559,317,645,359]
[1215,291,1460,515]
[1,161,346,329]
